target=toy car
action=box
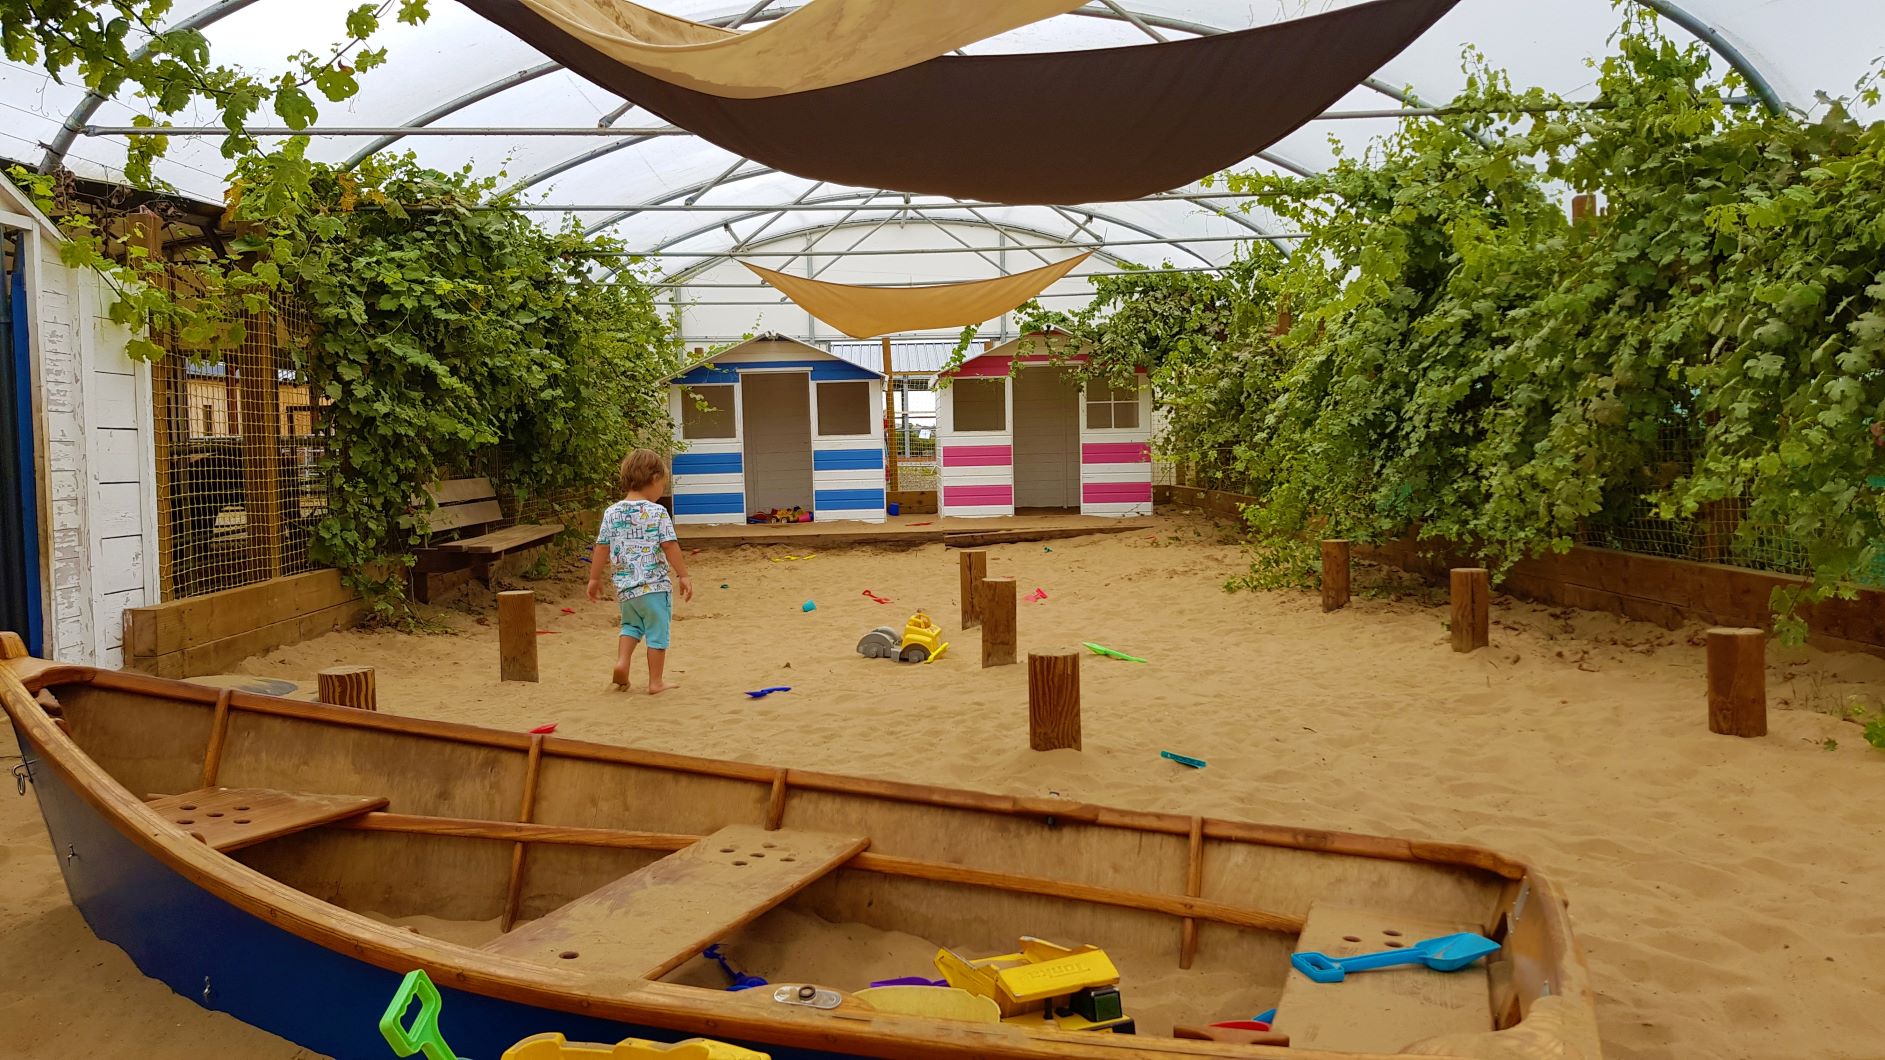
[856,612,949,664]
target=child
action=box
[587,449,693,694]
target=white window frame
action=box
[1083,377,1144,434]
[947,376,1012,437]
[812,378,878,441]
[677,382,739,441]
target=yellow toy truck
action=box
[855,611,950,664]
[933,937,1134,1034]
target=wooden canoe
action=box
[0,635,1601,1059]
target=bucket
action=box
[888,501,901,516]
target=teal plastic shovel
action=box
[1290,932,1500,984]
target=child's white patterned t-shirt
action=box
[595,499,677,599]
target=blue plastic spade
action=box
[1290,932,1500,984]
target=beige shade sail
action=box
[504,0,1091,99]
[744,254,1094,339]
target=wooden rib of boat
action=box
[0,635,1601,1059]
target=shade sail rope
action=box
[743,254,1094,339]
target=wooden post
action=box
[882,336,898,496]
[1179,815,1204,969]
[1449,568,1490,653]
[500,733,545,932]
[237,322,284,580]
[498,590,539,683]
[1027,652,1081,752]
[980,577,1017,668]
[316,666,377,711]
[1706,628,1767,738]
[1320,539,1350,612]
[959,549,987,629]
[1571,193,1597,224]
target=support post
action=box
[980,577,1017,668]
[316,666,377,711]
[959,549,987,629]
[1027,652,1082,752]
[1449,568,1490,653]
[1706,628,1767,738]
[882,336,897,495]
[500,733,545,932]
[1320,539,1350,612]
[498,590,540,683]
[237,312,283,580]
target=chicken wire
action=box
[151,293,328,599]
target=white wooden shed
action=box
[935,331,1154,518]
[1,180,161,667]
[667,335,887,525]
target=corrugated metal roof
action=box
[828,339,970,376]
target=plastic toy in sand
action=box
[1290,932,1499,984]
[862,590,892,604]
[857,611,951,664]
[934,936,1134,1035]
[749,507,812,525]
[1160,750,1206,769]
[744,687,791,699]
[378,969,770,1058]
[702,944,769,991]
[1083,642,1146,663]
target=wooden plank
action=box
[198,689,233,787]
[434,523,562,556]
[128,597,369,678]
[501,735,546,931]
[1179,815,1203,969]
[426,477,496,505]
[426,498,505,533]
[124,568,359,659]
[483,824,868,977]
[146,787,388,852]
[1271,903,1492,1054]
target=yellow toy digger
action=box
[933,937,1134,1034]
[855,611,950,665]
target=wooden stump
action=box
[498,590,539,683]
[1027,652,1081,752]
[980,577,1017,668]
[1706,627,1767,738]
[959,550,988,629]
[316,666,377,711]
[1321,539,1351,612]
[1449,568,1490,653]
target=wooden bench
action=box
[484,824,868,978]
[146,787,388,852]
[412,477,562,601]
[1269,903,1493,1054]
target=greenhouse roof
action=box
[3,1,1880,333]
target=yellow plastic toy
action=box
[855,611,950,664]
[933,937,1133,1034]
[504,1034,769,1059]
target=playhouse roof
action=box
[948,329,1081,371]
[669,332,884,382]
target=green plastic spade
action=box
[379,969,460,1060]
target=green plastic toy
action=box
[1082,642,1147,664]
[380,969,460,1060]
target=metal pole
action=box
[882,337,897,493]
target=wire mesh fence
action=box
[151,292,328,599]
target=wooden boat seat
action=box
[483,824,868,978]
[1269,902,1492,1054]
[146,787,389,852]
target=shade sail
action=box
[463,0,1461,204]
[493,0,1090,98]
[743,254,1094,339]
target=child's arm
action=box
[586,543,610,602]
[660,540,694,601]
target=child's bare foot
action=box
[646,681,678,696]
[612,663,630,689]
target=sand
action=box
[4,510,1884,1058]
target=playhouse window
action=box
[680,385,737,439]
[816,380,872,436]
[1086,381,1140,430]
[953,379,1006,432]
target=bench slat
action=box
[426,477,496,505]
[1270,903,1492,1054]
[483,824,868,979]
[426,498,505,533]
[147,787,389,852]
[433,523,563,556]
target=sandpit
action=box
[3,510,1883,1058]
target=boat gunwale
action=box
[1,650,1599,1059]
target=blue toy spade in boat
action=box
[1290,932,1500,984]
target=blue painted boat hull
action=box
[12,722,818,1060]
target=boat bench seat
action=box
[483,824,869,979]
[146,786,389,852]
[1270,902,1493,1054]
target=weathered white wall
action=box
[6,183,159,667]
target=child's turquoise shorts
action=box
[618,591,672,649]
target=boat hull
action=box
[13,720,816,1060]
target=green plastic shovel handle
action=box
[379,969,459,1060]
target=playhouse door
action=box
[741,371,814,515]
[1078,376,1154,517]
[937,374,1014,518]
[808,376,886,523]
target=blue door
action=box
[0,230,44,653]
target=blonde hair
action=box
[618,448,668,494]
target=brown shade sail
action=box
[509,0,1090,99]
[461,0,1461,205]
[743,254,1093,339]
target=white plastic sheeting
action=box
[2,0,1880,339]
